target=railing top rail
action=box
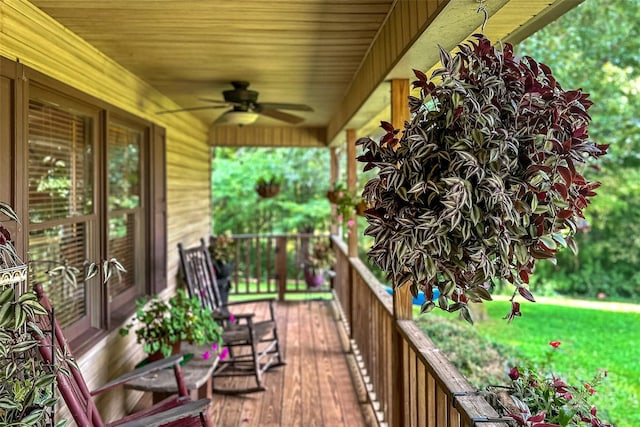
[331,235,393,315]
[396,319,510,426]
[228,233,331,239]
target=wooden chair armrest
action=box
[223,297,275,307]
[213,312,254,321]
[91,354,183,395]
[116,398,211,427]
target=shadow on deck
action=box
[209,299,371,427]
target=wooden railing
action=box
[332,236,509,427]
[226,233,333,300]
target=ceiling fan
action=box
[156,81,313,125]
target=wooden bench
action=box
[125,344,219,404]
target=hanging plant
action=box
[255,175,282,198]
[357,35,608,322]
[326,183,346,204]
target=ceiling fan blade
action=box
[258,102,313,112]
[197,98,230,104]
[156,105,228,115]
[257,107,305,124]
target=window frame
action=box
[2,61,168,350]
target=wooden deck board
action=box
[209,300,366,427]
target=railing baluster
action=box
[331,236,510,427]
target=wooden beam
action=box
[390,79,410,130]
[208,126,327,147]
[390,77,411,427]
[389,78,413,320]
[346,128,358,258]
[330,147,340,236]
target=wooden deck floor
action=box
[208,299,367,427]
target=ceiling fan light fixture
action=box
[220,110,259,126]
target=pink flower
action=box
[584,383,596,394]
[337,215,343,222]
[229,313,236,323]
[211,343,218,351]
[347,219,355,228]
[220,347,229,360]
[201,351,211,360]
[549,341,561,348]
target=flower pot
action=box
[148,340,181,363]
[326,190,344,204]
[304,268,325,289]
[213,260,234,280]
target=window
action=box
[107,122,145,307]
[28,98,97,334]
[26,86,163,344]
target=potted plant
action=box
[1,201,58,426]
[119,289,223,361]
[334,189,362,221]
[489,341,611,426]
[255,175,282,198]
[303,239,335,288]
[2,201,129,425]
[357,35,608,322]
[208,233,235,305]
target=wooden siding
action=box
[0,1,213,422]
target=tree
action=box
[212,147,332,234]
[518,0,640,298]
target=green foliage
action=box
[119,289,223,358]
[208,233,236,265]
[1,202,62,426]
[503,342,610,426]
[414,314,510,389]
[213,147,332,234]
[477,301,640,426]
[333,189,362,220]
[305,239,335,271]
[518,1,640,299]
[0,286,59,427]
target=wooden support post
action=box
[330,147,340,236]
[390,78,412,427]
[275,236,287,302]
[346,128,358,258]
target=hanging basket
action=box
[326,190,344,204]
[256,184,281,198]
[355,201,371,217]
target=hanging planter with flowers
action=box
[357,35,608,322]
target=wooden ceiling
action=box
[27,0,583,146]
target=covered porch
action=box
[0,1,583,426]
[193,235,506,426]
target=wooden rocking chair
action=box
[178,239,284,394]
[32,283,213,427]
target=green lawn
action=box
[474,301,640,427]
